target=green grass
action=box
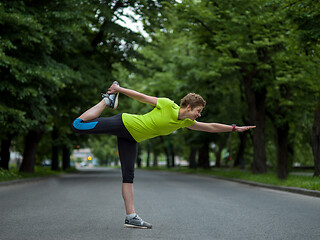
[145,167,320,191]
[0,166,77,182]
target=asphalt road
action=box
[1,168,320,240]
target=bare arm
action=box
[108,84,157,106]
[187,121,256,132]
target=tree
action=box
[169,0,319,179]
[0,0,153,172]
[117,0,250,169]
[0,0,76,172]
[282,0,320,176]
[167,0,269,172]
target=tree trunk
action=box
[198,139,210,169]
[276,123,289,179]
[215,150,222,168]
[189,147,197,169]
[137,148,142,168]
[167,135,172,168]
[51,126,60,171]
[20,129,43,173]
[243,77,267,174]
[215,137,228,168]
[62,145,70,170]
[146,146,150,168]
[312,97,320,177]
[153,152,158,167]
[234,132,247,169]
[160,136,170,168]
[0,134,14,170]
[232,48,267,174]
[136,156,142,168]
[171,150,175,168]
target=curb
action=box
[0,174,66,187]
[144,169,320,199]
[206,175,320,198]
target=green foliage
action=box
[88,135,118,165]
[0,0,319,175]
[119,0,319,172]
[0,168,21,181]
[0,0,82,137]
[0,166,62,182]
[0,0,154,171]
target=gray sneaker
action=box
[102,81,119,109]
[124,214,152,229]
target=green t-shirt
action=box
[122,98,195,142]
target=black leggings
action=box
[72,114,137,183]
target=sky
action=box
[115,7,149,38]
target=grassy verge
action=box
[145,167,320,191]
[0,166,77,182]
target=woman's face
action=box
[187,105,203,121]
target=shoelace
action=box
[133,215,142,221]
[101,93,109,98]
[134,215,145,225]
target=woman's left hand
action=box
[236,126,256,132]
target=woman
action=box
[72,81,256,229]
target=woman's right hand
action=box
[107,82,121,94]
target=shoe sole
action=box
[112,81,119,109]
[124,224,152,229]
[113,92,119,109]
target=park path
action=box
[1,167,320,240]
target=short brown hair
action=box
[180,93,206,109]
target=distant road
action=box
[1,168,320,240]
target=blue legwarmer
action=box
[72,114,137,183]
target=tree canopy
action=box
[0,0,319,178]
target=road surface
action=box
[1,168,320,240]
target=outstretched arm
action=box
[187,121,256,133]
[107,83,157,106]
